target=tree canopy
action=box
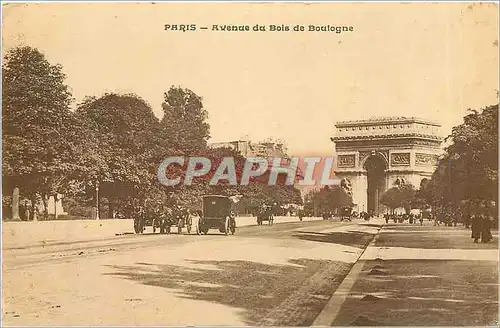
[380,183,416,213]
[2,46,84,217]
[420,104,498,213]
[161,86,210,154]
[2,47,304,220]
[304,185,352,215]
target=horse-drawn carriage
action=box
[339,207,353,221]
[256,205,274,225]
[166,206,192,234]
[198,195,236,235]
[133,205,192,235]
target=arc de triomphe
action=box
[331,117,443,214]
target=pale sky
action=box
[2,2,498,156]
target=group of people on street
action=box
[468,211,493,243]
[384,213,424,225]
[317,209,373,221]
[433,202,495,244]
[359,211,375,221]
[431,210,460,227]
[381,202,495,244]
[470,212,494,243]
[125,198,193,231]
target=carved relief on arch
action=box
[394,177,407,187]
[415,153,438,166]
[337,154,356,168]
[391,153,411,166]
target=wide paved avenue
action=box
[3,218,379,326]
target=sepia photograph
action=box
[1,2,499,326]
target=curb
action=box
[311,222,384,327]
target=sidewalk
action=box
[329,222,498,326]
[2,216,322,250]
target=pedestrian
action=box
[419,214,423,226]
[463,211,471,229]
[229,210,237,231]
[20,200,30,221]
[24,203,31,221]
[471,214,482,243]
[444,213,451,227]
[481,216,493,243]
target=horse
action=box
[256,206,274,225]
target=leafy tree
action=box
[380,187,402,213]
[412,178,431,210]
[2,46,82,218]
[304,185,352,216]
[160,86,210,155]
[421,104,498,212]
[76,93,164,217]
[380,183,416,214]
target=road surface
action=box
[3,218,379,326]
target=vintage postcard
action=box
[1,2,498,326]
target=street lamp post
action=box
[96,182,100,220]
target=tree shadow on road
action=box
[358,223,384,228]
[104,258,351,326]
[292,231,374,249]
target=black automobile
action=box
[198,195,236,235]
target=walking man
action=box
[471,214,482,243]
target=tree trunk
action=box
[108,197,115,219]
[12,187,20,221]
[54,194,58,220]
[42,194,49,220]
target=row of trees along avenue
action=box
[303,185,353,216]
[379,104,498,218]
[2,46,302,221]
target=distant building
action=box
[209,140,303,208]
[209,140,289,160]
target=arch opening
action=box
[364,155,387,214]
